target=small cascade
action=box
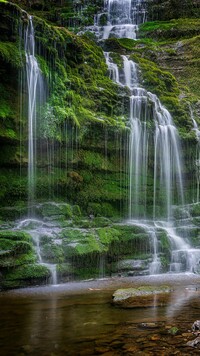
[104,52,120,84]
[149,228,161,274]
[16,218,59,285]
[128,220,161,274]
[102,0,146,39]
[24,16,45,215]
[87,0,146,40]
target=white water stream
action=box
[25,16,45,215]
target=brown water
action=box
[1,274,200,355]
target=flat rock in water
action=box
[112,285,171,308]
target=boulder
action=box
[112,285,171,308]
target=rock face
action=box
[147,0,200,21]
[112,286,171,308]
[0,1,200,288]
[0,0,129,217]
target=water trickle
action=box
[104,52,120,84]
[25,16,45,215]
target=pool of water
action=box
[1,274,200,355]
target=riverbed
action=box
[1,273,200,355]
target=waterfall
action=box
[106,53,184,221]
[25,16,45,215]
[22,17,58,284]
[93,0,200,275]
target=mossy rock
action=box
[60,228,87,241]
[190,203,200,217]
[97,227,121,245]
[71,219,92,229]
[72,205,82,217]
[0,229,35,270]
[0,230,31,241]
[63,232,101,257]
[116,258,150,272]
[41,243,64,263]
[57,262,74,281]
[2,263,50,289]
[0,206,28,220]
[113,224,148,238]
[0,238,33,257]
[91,217,112,227]
[139,19,200,40]
[0,251,36,268]
[87,202,119,218]
[38,202,73,218]
[112,286,171,308]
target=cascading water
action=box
[90,0,146,40]
[95,0,200,274]
[102,0,146,39]
[16,218,58,285]
[25,16,45,215]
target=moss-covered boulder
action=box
[51,222,153,280]
[112,286,171,308]
[0,229,50,289]
[37,202,73,219]
[2,263,50,289]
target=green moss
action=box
[62,232,101,257]
[97,227,121,245]
[0,251,36,268]
[32,17,125,138]
[72,205,82,217]
[0,42,22,68]
[0,230,31,241]
[139,19,200,40]
[91,217,112,227]
[130,55,179,96]
[0,238,32,256]
[41,243,64,263]
[159,232,171,252]
[4,263,50,281]
[87,202,119,217]
[57,262,74,278]
[39,202,73,218]
[60,228,86,241]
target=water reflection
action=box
[1,277,200,355]
[166,287,200,320]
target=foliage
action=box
[0,42,22,68]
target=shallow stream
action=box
[1,274,200,355]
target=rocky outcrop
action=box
[147,0,200,21]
